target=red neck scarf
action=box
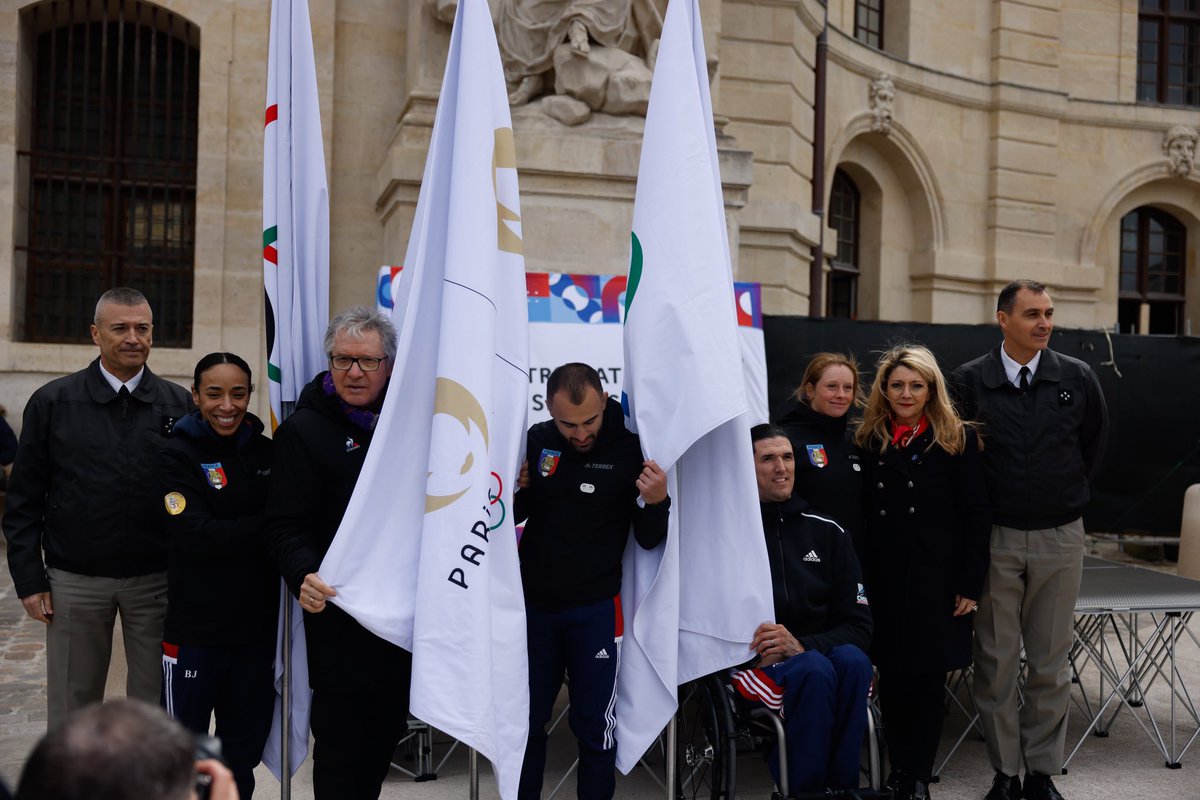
[890,415,929,448]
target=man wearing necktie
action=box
[3,288,192,727]
[952,280,1109,800]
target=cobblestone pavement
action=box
[0,540,48,789]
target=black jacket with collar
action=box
[953,346,1108,530]
[161,411,276,647]
[3,358,192,596]
[860,426,991,672]
[760,495,872,656]
[778,400,864,556]
[515,397,670,611]
[264,373,409,690]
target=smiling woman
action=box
[855,344,991,800]
[159,351,276,800]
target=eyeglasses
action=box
[329,355,387,372]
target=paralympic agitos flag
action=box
[616,0,775,773]
[317,0,530,796]
[261,0,328,779]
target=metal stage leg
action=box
[469,748,480,800]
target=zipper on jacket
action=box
[773,506,790,607]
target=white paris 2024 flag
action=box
[317,0,530,796]
[261,0,328,778]
[616,0,775,773]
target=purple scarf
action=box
[322,372,380,432]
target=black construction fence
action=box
[763,316,1200,536]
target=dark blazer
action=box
[860,426,991,673]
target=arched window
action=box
[827,169,860,319]
[18,1,199,346]
[855,0,884,49]
[1119,207,1186,334]
[1138,0,1200,106]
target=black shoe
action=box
[1021,773,1065,800]
[984,771,1021,800]
[910,778,931,800]
[885,770,910,796]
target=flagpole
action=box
[281,596,293,799]
[664,718,677,800]
[469,747,480,800]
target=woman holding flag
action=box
[160,352,276,799]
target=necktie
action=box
[1018,366,1030,392]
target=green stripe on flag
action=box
[267,362,281,383]
[625,232,643,318]
[263,226,278,247]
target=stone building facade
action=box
[0,0,1196,421]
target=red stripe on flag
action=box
[265,104,279,127]
[264,245,278,265]
[613,594,624,638]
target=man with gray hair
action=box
[4,288,192,727]
[266,305,410,800]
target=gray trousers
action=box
[45,568,168,728]
[972,520,1084,777]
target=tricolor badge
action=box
[201,462,228,490]
[538,448,561,477]
[806,444,828,468]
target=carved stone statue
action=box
[869,73,895,135]
[1163,125,1199,177]
[431,0,665,126]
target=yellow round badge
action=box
[164,492,186,516]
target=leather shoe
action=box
[1022,773,1065,800]
[909,778,931,800]
[984,771,1021,800]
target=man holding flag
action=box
[514,362,669,800]
[265,306,410,800]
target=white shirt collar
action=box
[98,360,145,394]
[998,345,1041,388]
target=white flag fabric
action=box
[616,0,775,773]
[317,0,530,796]
[261,0,329,778]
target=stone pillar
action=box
[986,1,1062,288]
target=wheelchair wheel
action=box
[675,673,736,800]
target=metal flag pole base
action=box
[469,747,480,800]
[281,582,293,800]
[665,717,677,800]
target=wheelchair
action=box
[674,669,885,799]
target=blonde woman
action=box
[855,345,991,800]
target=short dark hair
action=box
[192,352,253,392]
[16,700,194,800]
[546,363,603,406]
[997,279,1047,314]
[751,423,789,444]
[94,287,151,324]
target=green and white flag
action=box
[261,0,328,779]
[617,0,774,773]
[263,0,329,429]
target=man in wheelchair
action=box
[733,424,874,797]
